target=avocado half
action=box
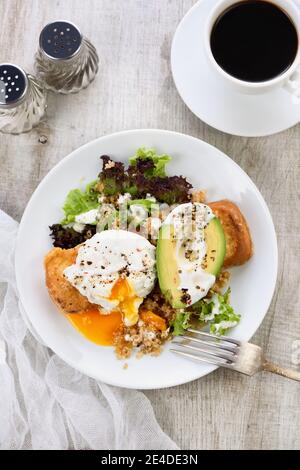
[156,217,226,308]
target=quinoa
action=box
[141,284,176,323]
[191,190,207,203]
[113,271,230,359]
[114,321,171,359]
[211,270,230,293]
[113,286,175,359]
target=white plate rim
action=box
[15,128,278,389]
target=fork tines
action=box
[171,328,241,368]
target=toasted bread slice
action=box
[208,200,253,268]
[44,246,93,314]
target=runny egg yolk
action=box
[66,309,122,346]
[110,277,142,327]
[65,277,142,346]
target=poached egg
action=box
[163,203,216,304]
[63,230,156,326]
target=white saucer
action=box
[171,0,300,137]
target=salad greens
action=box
[99,148,192,204]
[171,289,240,337]
[128,198,156,211]
[171,310,192,336]
[100,156,125,196]
[49,224,96,249]
[58,147,177,230]
[61,180,99,225]
[129,148,171,177]
[200,289,241,336]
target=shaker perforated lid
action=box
[0,64,28,108]
[39,21,82,60]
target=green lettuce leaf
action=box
[129,148,171,177]
[128,198,156,211]
[170,311,192,336]
[193,288,240,336]
[61,180,99,225]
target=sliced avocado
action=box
[203,217,226,275]
[156,224,186,308]
[156,217,226,308]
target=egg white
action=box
[63,230,156,324]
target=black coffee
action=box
[210,1,298,82]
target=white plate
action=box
[15,129,278,389]
[171,0,300,137]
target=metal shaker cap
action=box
[0,64,28,109]
[39,21,83,60]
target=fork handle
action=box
[262,360,300,382]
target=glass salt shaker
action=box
[0,64,47,134]
[35,21,99,94]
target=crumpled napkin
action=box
[0,210,178,450]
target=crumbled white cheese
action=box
[149,217,161,238]
[73,222,85,233]
[146,193,157,202]
[104,160,115,169]
[129,205,148,221]
[202,294,221,321]
[213,320,238,333]
[117,193,132,204]
[75,208,99,225]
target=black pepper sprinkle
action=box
[101,265,105,269]
[87,261,92,265]
[180,289,191,304]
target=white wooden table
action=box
[1,0,300,450]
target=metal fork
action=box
[171,328,300,382]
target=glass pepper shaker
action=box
[0,63,47,134]
[34,21,99,94]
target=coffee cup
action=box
[204,0,300,99]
